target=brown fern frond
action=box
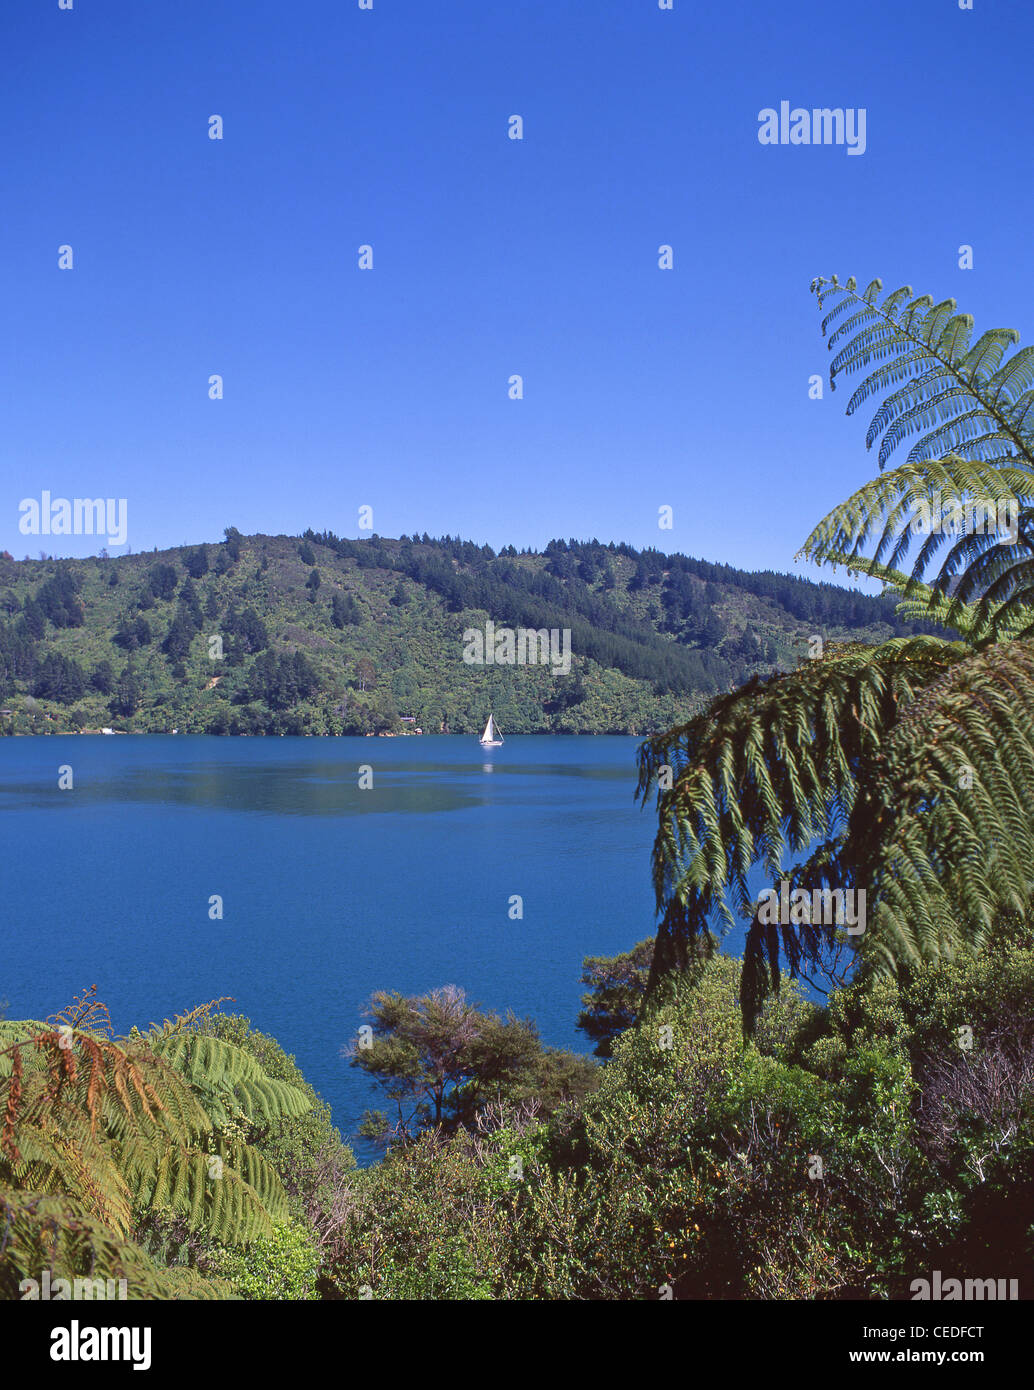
[48,985,113,1038]
[37,1031,77,1107]
[2,1050,24,1162]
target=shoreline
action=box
[1,728,643,738]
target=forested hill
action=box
[0,530,937,736]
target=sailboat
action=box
[479,713,504,748]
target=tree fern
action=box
[642,273,1034,1029]
[0,993,315,1292]
[637,637,965,1016]
[852,640,1034,973]
[0,1187,233,1299]
[150,1031,311,1127]
[802,276,1034,636]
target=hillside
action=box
[0,530,936,736]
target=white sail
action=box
[480,714,503,745]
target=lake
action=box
[0,735,754,1162]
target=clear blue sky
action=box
[2,0,1030,576]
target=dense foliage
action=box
[5,931,1030,1299]
[0,527,928,739]
[0,994,355,1300]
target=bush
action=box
[206,1222,319,1300]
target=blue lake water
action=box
[0,735,758,1162]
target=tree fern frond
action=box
[961,328,1020,384]
[636,637,965,1007]
[146,998,234,1040]
[855,641,1034,975]
[797,455,1034,627]
[0,1002,307,1280]
[989,344,1034,406]
[812,277,1034,481]
[149,1031,311,1125]
[0,1187,234,1299]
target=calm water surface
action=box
[0,735,755,1162]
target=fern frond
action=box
[1,1001,310,1277]
[0,1186,234,1299]
[640,634,1034,1029]
[855,640,1034,974]
[636,637,965,1009]
[807,276,1034,632]
[149,1032,311,1124]
[797,455,1034,635]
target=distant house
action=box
[399,716,416,723]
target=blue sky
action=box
[2,0,1030,575]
